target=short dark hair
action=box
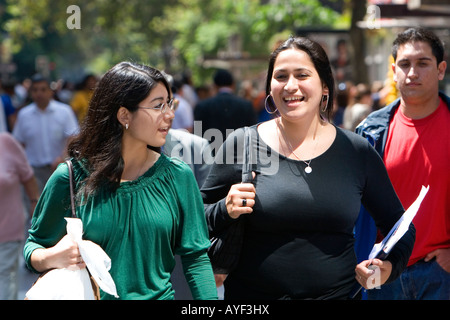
[265,36,335,120]
[213,69,234,87]
[392,27,445,65]
[30,73,50,87]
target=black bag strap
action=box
[241,127,252,183]
[65,160,77,219]
[207,127,251,274]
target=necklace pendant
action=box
[305,166,312,174]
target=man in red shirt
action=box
[356,27,450,299]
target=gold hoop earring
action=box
[264,95,278,115]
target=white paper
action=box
[26,218,119,299]
[65,217,119,298]
[26,268,96,300]
[368,185,429,260]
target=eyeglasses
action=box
[138,98,177,114]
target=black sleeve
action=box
[384,223,415,283]
[361,141,415,283]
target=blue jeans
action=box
[0,241,21,300]
[368,259,450,300]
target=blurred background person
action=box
[194,69,256,143]
[170,77,194,133]
[12,74,79,192]
[343,83,373,132]
[70,74,98,123]
[0,80,17,132]
[0,132,39,300]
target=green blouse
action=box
[24,154,217,300]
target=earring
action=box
[125,123,129,130]
[321,94,329,113]
[264,95,278,115]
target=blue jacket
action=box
[356,92,450,158]
[354,92,450,263]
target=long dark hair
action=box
[68,61,171,198]
[265,36,335,120]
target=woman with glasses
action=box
[23,62,218,300]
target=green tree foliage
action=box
[156,0,340,79]
[1,0,341,82]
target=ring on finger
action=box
[242,198,247,207]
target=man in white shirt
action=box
[13,74,79,191]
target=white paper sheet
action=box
[368,185,429,260]
[26,218,119,299]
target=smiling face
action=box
[393,41,446,105]
[270,48,328,123]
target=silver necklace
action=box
[276,119,314,174]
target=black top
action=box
[201,124,415,300]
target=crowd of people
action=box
[0,27,448,300]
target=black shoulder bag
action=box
[207,127,253,274]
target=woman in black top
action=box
[201,37,415,299]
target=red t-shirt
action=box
[384,98,450,266]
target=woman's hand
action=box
[355,259,392,290]
[31,234,85,272]
[225,181,256,219]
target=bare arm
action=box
[30,235,85,273]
